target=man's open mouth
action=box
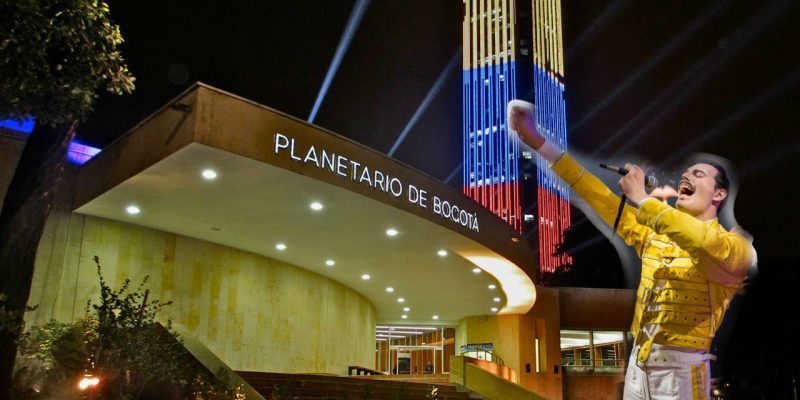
[679,181,695,196]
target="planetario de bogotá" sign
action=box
[274,132,480,233]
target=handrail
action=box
[348,365,387,376]
[562,357,626,367]
[459,348,505,366]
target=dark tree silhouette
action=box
[0,2,134,397]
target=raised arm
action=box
[508,100,652,254]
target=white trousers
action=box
[623,345,710,400]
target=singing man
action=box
[507,99,755,400]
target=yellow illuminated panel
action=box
[532,0,565,79]
[463,0,515,71]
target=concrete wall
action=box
[558,287,635,330]
[563,375,624,400]
[0,130,376,374]
[450,357,546,400]
[27,212,376,375]
[456,285,563,400]
[522,286,564,400]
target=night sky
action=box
[69,1,800,392]
[80,0,800,271]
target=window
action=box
[560,329,626,374]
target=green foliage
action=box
[13,317,97,398]
[12,257,245,399]
[0,0,135,126]
[0,293,37,337]
[88,256,193,399]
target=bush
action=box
[12,257,245,399]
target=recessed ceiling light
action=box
[201,169,217,180]
[437,250,448,257]
[397,298,405,303]
[401,315,408,319]
[403,307,410,312]
[432,315,439,320]
[472,268,481,273]
[386,228,398,236]
[325,259,335,266]
[491,307,498,312]
[488,284,496,290]
[126,205,140,215]
[310,202,323,211]
[386,287,395,293]
[493,297,501,302]
[276,243,287,251]
[361,274,371,280]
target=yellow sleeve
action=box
[636,199,755,283]
[551,154,652,256]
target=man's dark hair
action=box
[698,159,730,211]
[698,159,730,191]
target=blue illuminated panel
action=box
[0,117,35,133]
[0,118,101,166]
[462,60,522,232]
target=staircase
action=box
[238,371,472,399]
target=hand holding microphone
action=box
[599,163,658,192]
[603,163,654,205]
[600,162,658,236]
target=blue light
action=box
[532,65,569,201]
[307,0,370,123]
[0,117,35,133]
[0,118,100,165]
[462,58,520,230]
[67,140,102,165]
[462,61,519,188]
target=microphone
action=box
[600,163,658,191]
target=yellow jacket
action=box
[551,154,755,363]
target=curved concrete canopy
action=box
[73,83,537,325]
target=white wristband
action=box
[538,141,565,165]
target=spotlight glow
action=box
[491,307,498,312]
[325,259,335,266]
[432,315,439,320]
[201,169,217,180]
[307,0,371,123]
[386,228,398,236]
[310,202,324,211]
[397,298,405,303]
[437,250,448,257]
[276,243,287,251]
[126,205,140,215]
[488,284,496,290]
[493,297,501,302]
[388,49,461,156]
[403,307,410,312]
[386,287,394,293]
[472,268,481,273]
[78,376,100,390]
[401,315,408,319]
[361,274,370,280]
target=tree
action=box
[0,1,135,397]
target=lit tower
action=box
[462,0,572,276]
